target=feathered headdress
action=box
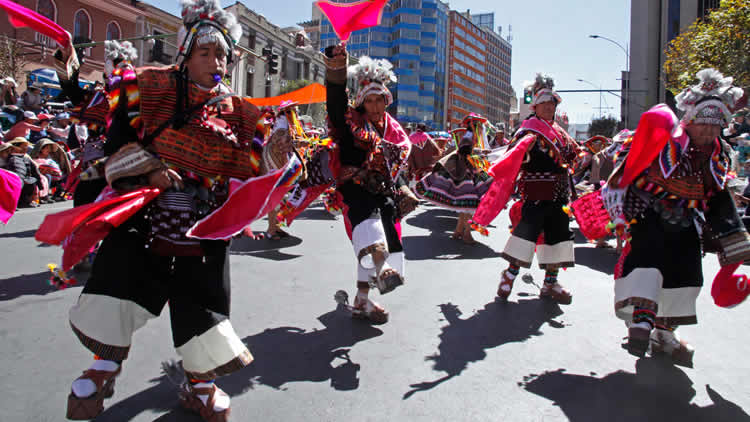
[348,56,397,107]
[104,40,137,77]
[525,73,561,111]
[176,0,242,67]
[675,68,744,126]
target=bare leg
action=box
[460,213,476,244]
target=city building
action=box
[298,5,324,52]
[470,12,494,31]
[225,2,326,99]
[318,0,450,130]
[445,10,487,129]
[482,23,512,129]
[627,0,721,127]
[2,0,142,85]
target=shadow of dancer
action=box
[574,246,620,275]
[220,308,382,394]
[403,299,564,399]
[520,358,750,422]
[97,309,382,421]
[0,271,78,301]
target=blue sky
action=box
[148,0,630,124]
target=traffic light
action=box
[523,88,533,104]
[269,53,279,75]
[262,47,272,57]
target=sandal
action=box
[649,329,695,368]
[539,282,573,304]
[375,267,404,295]
[622,324,651,358]
[66,367,121,420]
[179,383,231,422]
[352,295,389,324]
[450,231,463,241]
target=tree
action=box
[588,116,620,138]
[664,0,750,101]
[0,36,29,86]
[279,79,326,127]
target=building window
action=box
[37,0,56,21]
[106,21,121,40]
[36,0,56,47]
[74,9,91,40]
[246,71,254,97]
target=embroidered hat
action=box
[176,0,242,67]
[526,73,562,112]
[104,40,138,78]
[348,56,397,107]
[675,68,744,126]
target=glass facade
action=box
[318,0,449,129]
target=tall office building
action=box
[318,0,449,129]
[627,0,720,127]
[445,11,487,129]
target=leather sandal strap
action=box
[78,368,120,391]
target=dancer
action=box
[407,123,442,182]
[606,69,750,367]
[415,114,493,244]
[474,74,579,304]
[58,1,282,420]
[324,44,416,323]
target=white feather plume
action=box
[348,56,397,85]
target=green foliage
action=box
[664,0,750,95]
[588,116,620,138]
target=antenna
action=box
[507,24,513,42]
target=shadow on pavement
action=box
[98,309,382,421]
[293,207,339,221]
[230,235,303,261]
[574,246,620,275]
[520,358,750,421]
[0,271,72,301]
[221,308,383,394]
[403,299,564,399]
[402,235,498,260]
[405,207,459,234]
[0,229,37,239]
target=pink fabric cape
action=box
[36,187,161,271]
[186,157,303,240]
[618,104,684,187]
[0,0,71,47]
[472,117,567,228]
[315,0,389,42]
[0,168,22,224]
[712,262,750,308]
[409,131,433,146]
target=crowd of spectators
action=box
[0,75,85,208]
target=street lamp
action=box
[589,34,630,126]
[577,78,603,119]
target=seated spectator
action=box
[0,141,12,167]
[723,108,750,144]
[47,112,71,142]
[4,137,42,207]
[2,111,44,141]
[1,77,18,106]
[31,138,71,202]
[17,83,44,113]
[29,113,53,144]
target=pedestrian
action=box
[491,123,509,148]
[415,114,494,244]
[473,73,580,304]
[324,45,417,323]
[605,69,750,367]
[55,1,282,419]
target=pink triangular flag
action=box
[316,0,389,42]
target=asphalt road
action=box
[1,201,749,422]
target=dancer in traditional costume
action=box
[415,114,493,244]
[605,69,750,367]
[324,44,416,323]
[472,74,579,304]
[407,123,442,182]
[56,1,282,419]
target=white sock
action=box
[193,383,230,411]
[505,271,517,280]
[71,360,120,398]
[631,321,652,331]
